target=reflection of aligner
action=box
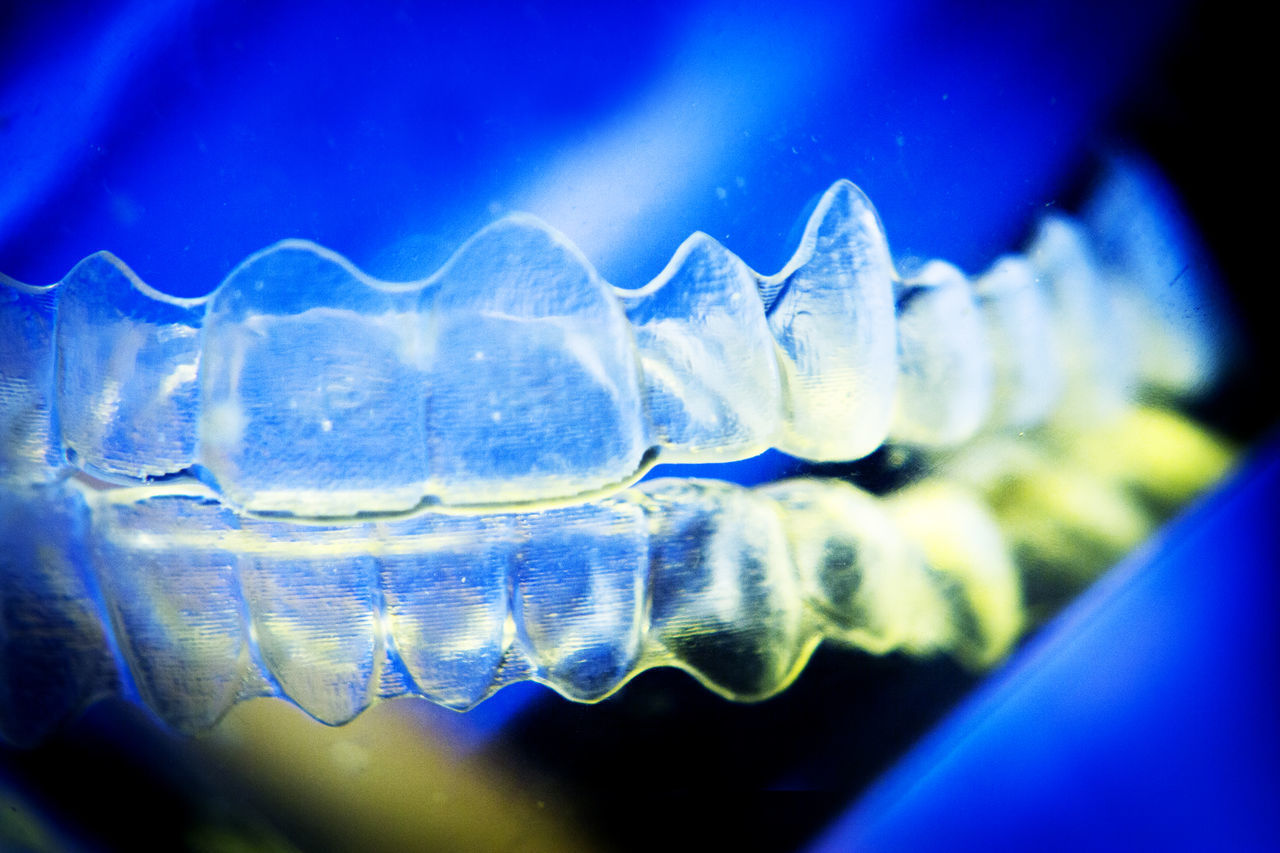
[0,401,1233,745]
[2,471,1019,740]
[0,158,1233,745]
[0,159,1223,517]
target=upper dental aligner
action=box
[0,471,1017,743]
[0,163,1220,516]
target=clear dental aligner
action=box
[0,158,1229,744]
[0,471,1022,745]
[0,159,1224,516]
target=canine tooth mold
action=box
[760,179,898,462]
[636,479,816,701]
[761,478,951,656]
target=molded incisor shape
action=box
[90,487,265,732]
[379,512,512,710]
[423,216,648,506]
[236,517,386,725]
[885,480,1023,667]
[890,260,993,446]
[761,478,952,655]
[621,232,783,461]
[974,256,1062,430]
[57,253,204,480]
[638,479,818,701]
[1027,216,1136,423]
[198,240,430,516]
[1084,157,1227,396]
[0,277,62,483]
[511,500,649,701]
[761,180,898,462]
[0,484,118,747]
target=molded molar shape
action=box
[635,479,817,701]
[621,232,783,462]
[58,252,205,481]
[890,260,993,446]
[761,478,952,655]
[0,278,61,483]
[761,179,898,461]
[974,256,1062,429]
[421,216,648,507]
[1084,158,1227,396]
[198,240,431,516]
[1027,216,1136,423]
[886,480,1023,667]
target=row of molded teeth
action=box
[0,398,1235,745]
[0,163,1221,518]
[0,470,1022,744]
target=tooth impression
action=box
[379,512,512,710]
[621,232,782,462]
[198,240,431,516]
[891,260,993,446]
[512,499,649,701]
[0,484,119,746]
[975,256,1062,430]
[761,478,952,655]
[90,489,260,732]
[58,252,205,481]
[423,216,648,506]
[762,180,898,462]
[1028,216,1136,422]
[638,479,817,701]
[237,517,385,725]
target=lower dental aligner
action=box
[0,158,1230,743]
[2,471,1024,743]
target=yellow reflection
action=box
[200,698,596,853]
